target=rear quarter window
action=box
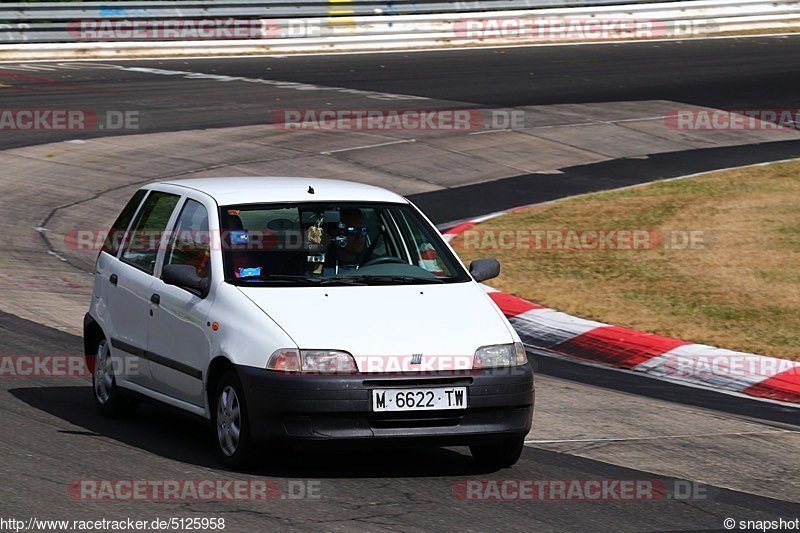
[120,191,181,275]
[101,189,147,257]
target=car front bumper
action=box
[237,364,534,446]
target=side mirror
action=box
[469,259,501,282]
[162,264,210,298]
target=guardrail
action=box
[0,0,703,44]
[0,0,798,59]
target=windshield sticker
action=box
[235,266,262,278]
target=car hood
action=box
[237,281,515,372]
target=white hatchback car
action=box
[84,177,534,468]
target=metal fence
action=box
[0,0,799,58]
[0,0,727,43]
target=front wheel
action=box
[212,370,256,469]
[469,436,525,468]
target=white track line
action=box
[321,139,415,154]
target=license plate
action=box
[372,387,467,412]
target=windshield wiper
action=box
[336,275,445,285]
[231,274,321,286]
[319,277,369,286]
[231,274,368,286]
[231,274,442,286]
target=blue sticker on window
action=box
[230,230,250,245]
[236,267,262,278]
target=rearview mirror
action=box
[469,259,501,282]
[162,264,210,298]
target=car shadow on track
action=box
[10,385,499,477]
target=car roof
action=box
[155,177,408,206]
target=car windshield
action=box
[219,202,471,286]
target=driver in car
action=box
[324,208,367,275]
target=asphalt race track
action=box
[3,36,800,149]
[1,36,800,531]
[3,310,799,531]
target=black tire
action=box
[92,338,138,418]
[469,435,525,468]
[211,370,256,469]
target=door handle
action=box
[150,293,160,305]
[109,274,118,286]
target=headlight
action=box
[266,349,357,374]
[301,350,358,373]
[473,342,527,369]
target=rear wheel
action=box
[469,435,525,468]
[92,338,137,417]
[212,370,256,469]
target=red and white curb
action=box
[443,220,800,406]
